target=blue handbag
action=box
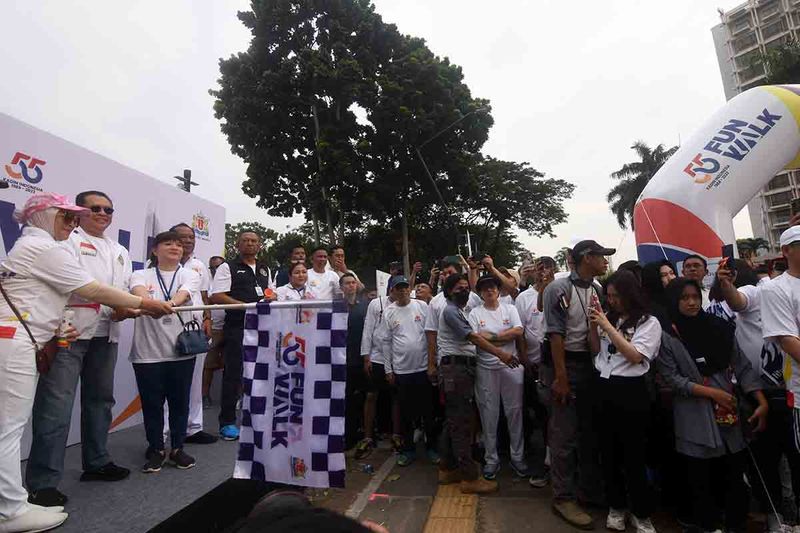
[176,315,210,356]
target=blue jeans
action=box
[26,337,118,491]
[133,358,195,451]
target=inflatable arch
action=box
[634,84,800,265]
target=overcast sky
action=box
[0,0,753,264]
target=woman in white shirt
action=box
[468,275,525,481]
[588,270,661,533]
[0,193,172,533]
[276,262,314,301]
[130,231,200,475]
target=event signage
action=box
[235,301,349,488]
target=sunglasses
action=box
[89,206,114,215]
[60,211,80,227]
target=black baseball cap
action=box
[388,275,410,289]
[475,275,501,291]
[571,240,616,261]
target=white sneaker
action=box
[0,508,68,533]
[544,446,551,467]
[27,504,64,514]
[630,515,657,533]
[606,508,626,531]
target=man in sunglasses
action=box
[27,190,137,507]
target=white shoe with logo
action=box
[606,508,626,531]
[0,508,68,533]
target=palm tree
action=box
[607,141,678,229]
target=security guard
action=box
[209,231,272,441]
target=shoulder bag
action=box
[0,278,59,373]
[175,313,210,356]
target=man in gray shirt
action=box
[432,274,518,495]
[542,240,614,529]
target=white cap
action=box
[780,226,800,247]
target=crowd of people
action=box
[4,190,800,533]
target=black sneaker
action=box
[142,449,166,473]
[28,488,68,507]
[80,462,131,482]
[184,431,218,445]
[169,449,196,470]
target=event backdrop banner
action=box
[234,301,349,489]
[0,112,226,455]
[634,85,800,265]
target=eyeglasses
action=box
[89,206,114,215]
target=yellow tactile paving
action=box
[423,486,478,533]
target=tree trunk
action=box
[312,214,321,246]
[311,102,336,244]
[490,221,505,256]
[401,212,410,277]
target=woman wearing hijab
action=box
[657,277,768,532]
[0,193,173,533]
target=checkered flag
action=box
[234,300,349,488]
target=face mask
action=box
[453,290,469,307]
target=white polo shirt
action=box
[515,287,544,364]
[594,315,661,378]
[385,299,429,375]
[307,268,340,299]
[276,284,313,301]
[468,303,523,370]
[65,227,133,341]
[360,296,392,365]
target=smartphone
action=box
[721,244,737,275]
[791,198,800,217]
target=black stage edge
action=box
[148,478,277,533]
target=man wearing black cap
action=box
[542,239,613,529]
[384,276,437,467]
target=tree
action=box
[736,237,769,264]
[554,248,569,270]
[224,222,278,264]
[762,39,800,85]
[607,141,678,229]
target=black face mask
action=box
[452,290,469,307]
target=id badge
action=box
[162,316,173,325]
[255,286,263,298]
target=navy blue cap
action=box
[388,275,410,289]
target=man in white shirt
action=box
[682,254,711,309]
[202,256,226,408]
[166,223,217,445]
[307,246,341,299]
[26,191,136,507]
[383,276,437,466]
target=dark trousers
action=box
[439,361,478,480]
[684,451,749,531]
[396,371,437,453]
[219,325,244,427]
[345,365,367,449]
[598,375,653,519]
[133,358,195,451]
[749,391,800,513]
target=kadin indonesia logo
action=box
[290,457,307,479]
[192,212,210,241]
[4,151,46,193]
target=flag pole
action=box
[171,300,336,313]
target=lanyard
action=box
[155,266,180,302]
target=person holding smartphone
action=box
[657,277,768,532]
[588,271,661,533]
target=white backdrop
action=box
[0,112,226,456]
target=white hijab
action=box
[26,207,60,239]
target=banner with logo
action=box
[234,300,349,488]
[0,112,226,455]
[634,85,800,264]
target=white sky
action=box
[0,0,753,264]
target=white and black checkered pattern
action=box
[234,300,349,488]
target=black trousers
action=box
[598,375,653,518]
[684,451,749,531]
[345,365,367,449]
[748,390,800,513]
[133,358,195,451]
[396,371,437,453]
[219,325,244,427]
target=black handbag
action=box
[175,313,210,356]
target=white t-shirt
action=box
[424,290,483,333]
[515,287,544,364]
[208,275,225,331]
[500,294,515,305]
[735,284,785,388]
[276,284,314,301]
[0,226,94,344]
[307,268,340,300]
[360,296,393,365]
[468,303,523,370]
[594,315,661,378]
[129,267,200,363]
[65,227,132,340]
[385,300,429,375]
[761,273,800,400]
[183,256,211,295]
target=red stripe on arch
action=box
[634,198,724,259]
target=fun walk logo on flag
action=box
[234,300,349,488]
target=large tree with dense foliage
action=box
[762,39,800,85]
